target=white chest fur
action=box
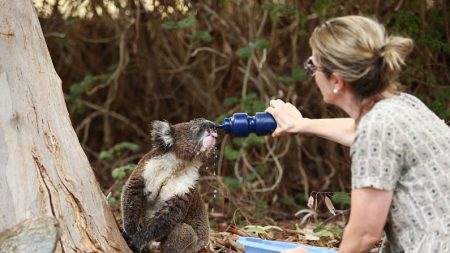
[142,153,200,207]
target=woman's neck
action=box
[336,91,362,120]
[339,91,396,121]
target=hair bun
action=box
[379,45,386,57]
[382,36,414,73]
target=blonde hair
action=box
[309,15,413,109]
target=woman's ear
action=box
[331,72,346,92]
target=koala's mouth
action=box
[200,129,218,151]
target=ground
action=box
[112,204,345,253]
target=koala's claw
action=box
[121,231,141,253]
[129,234,144,253]
[121,230,131,242]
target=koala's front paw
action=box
[129,234,145,253]
[121,231,141,253]
[121,230,132,242]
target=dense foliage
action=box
[36,0,449,243]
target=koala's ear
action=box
[151,120,174,150]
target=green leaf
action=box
[298,11,307,26]
[224,144,240,160]
[262,2,296,24]
[223,176,242,192]
[332,192,351,205]
[254,211,263,220]
[252,101,267,113]
[242,225,267,235]
[232,137,244,146]
[254,39,270,49]
[69,74,95,99]
[243,92,258,101]
[242,225,283,235]
[313,0,334,14]
[177,15,197,29]
[214,114,227,125]
[99,150,114,160]
[112,167,127,179]
[256,200,268,209]
[55,36,67,45]
[298,28,307,36]
[281,195,297,207]
[114,0,121,8]
[209,222,217,229]
[218,0,229,6]
[68,73,110,102]
[108,197,119,207]
[425,74,437,86]
[191,31,212,42]
[112,164,135,180]
[278,75,294,84]
[243,135,265,149]
[162,21,177,29]
[223,96,240,107]
[430,101,450,120]
[291,68,308,81]
[245,172,257,182]
[73,101,86,114]
[113,142,140,152]
[100,142,139,160]
[254,165,267,174]
[328,226,344,239]
[236,47,251,58]
[443,43,450,54]
[279,68,307,85]
[390,11,420,37]
[242,92,258,111]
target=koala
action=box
[121,118,218,253]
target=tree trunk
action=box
[0,1,130,252]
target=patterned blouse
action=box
[350,92,450,253]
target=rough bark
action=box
[0,217,60,253]
[0,1,130,252]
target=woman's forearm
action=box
[300,118,356,147]
[265,100,356,146]
[338,188,393,253]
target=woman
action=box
[265,15,450,253]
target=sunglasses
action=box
[304,56,327,75]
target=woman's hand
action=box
[265,99,307,137]
[282,247,310,253]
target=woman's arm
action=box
[298,118,356,146]
[265,99,356,146]
[339,188,393,253]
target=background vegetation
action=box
[35,0,449,250]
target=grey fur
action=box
[121,119,217,253]
[150,121,174,150]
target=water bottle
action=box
[217,112,277,137]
